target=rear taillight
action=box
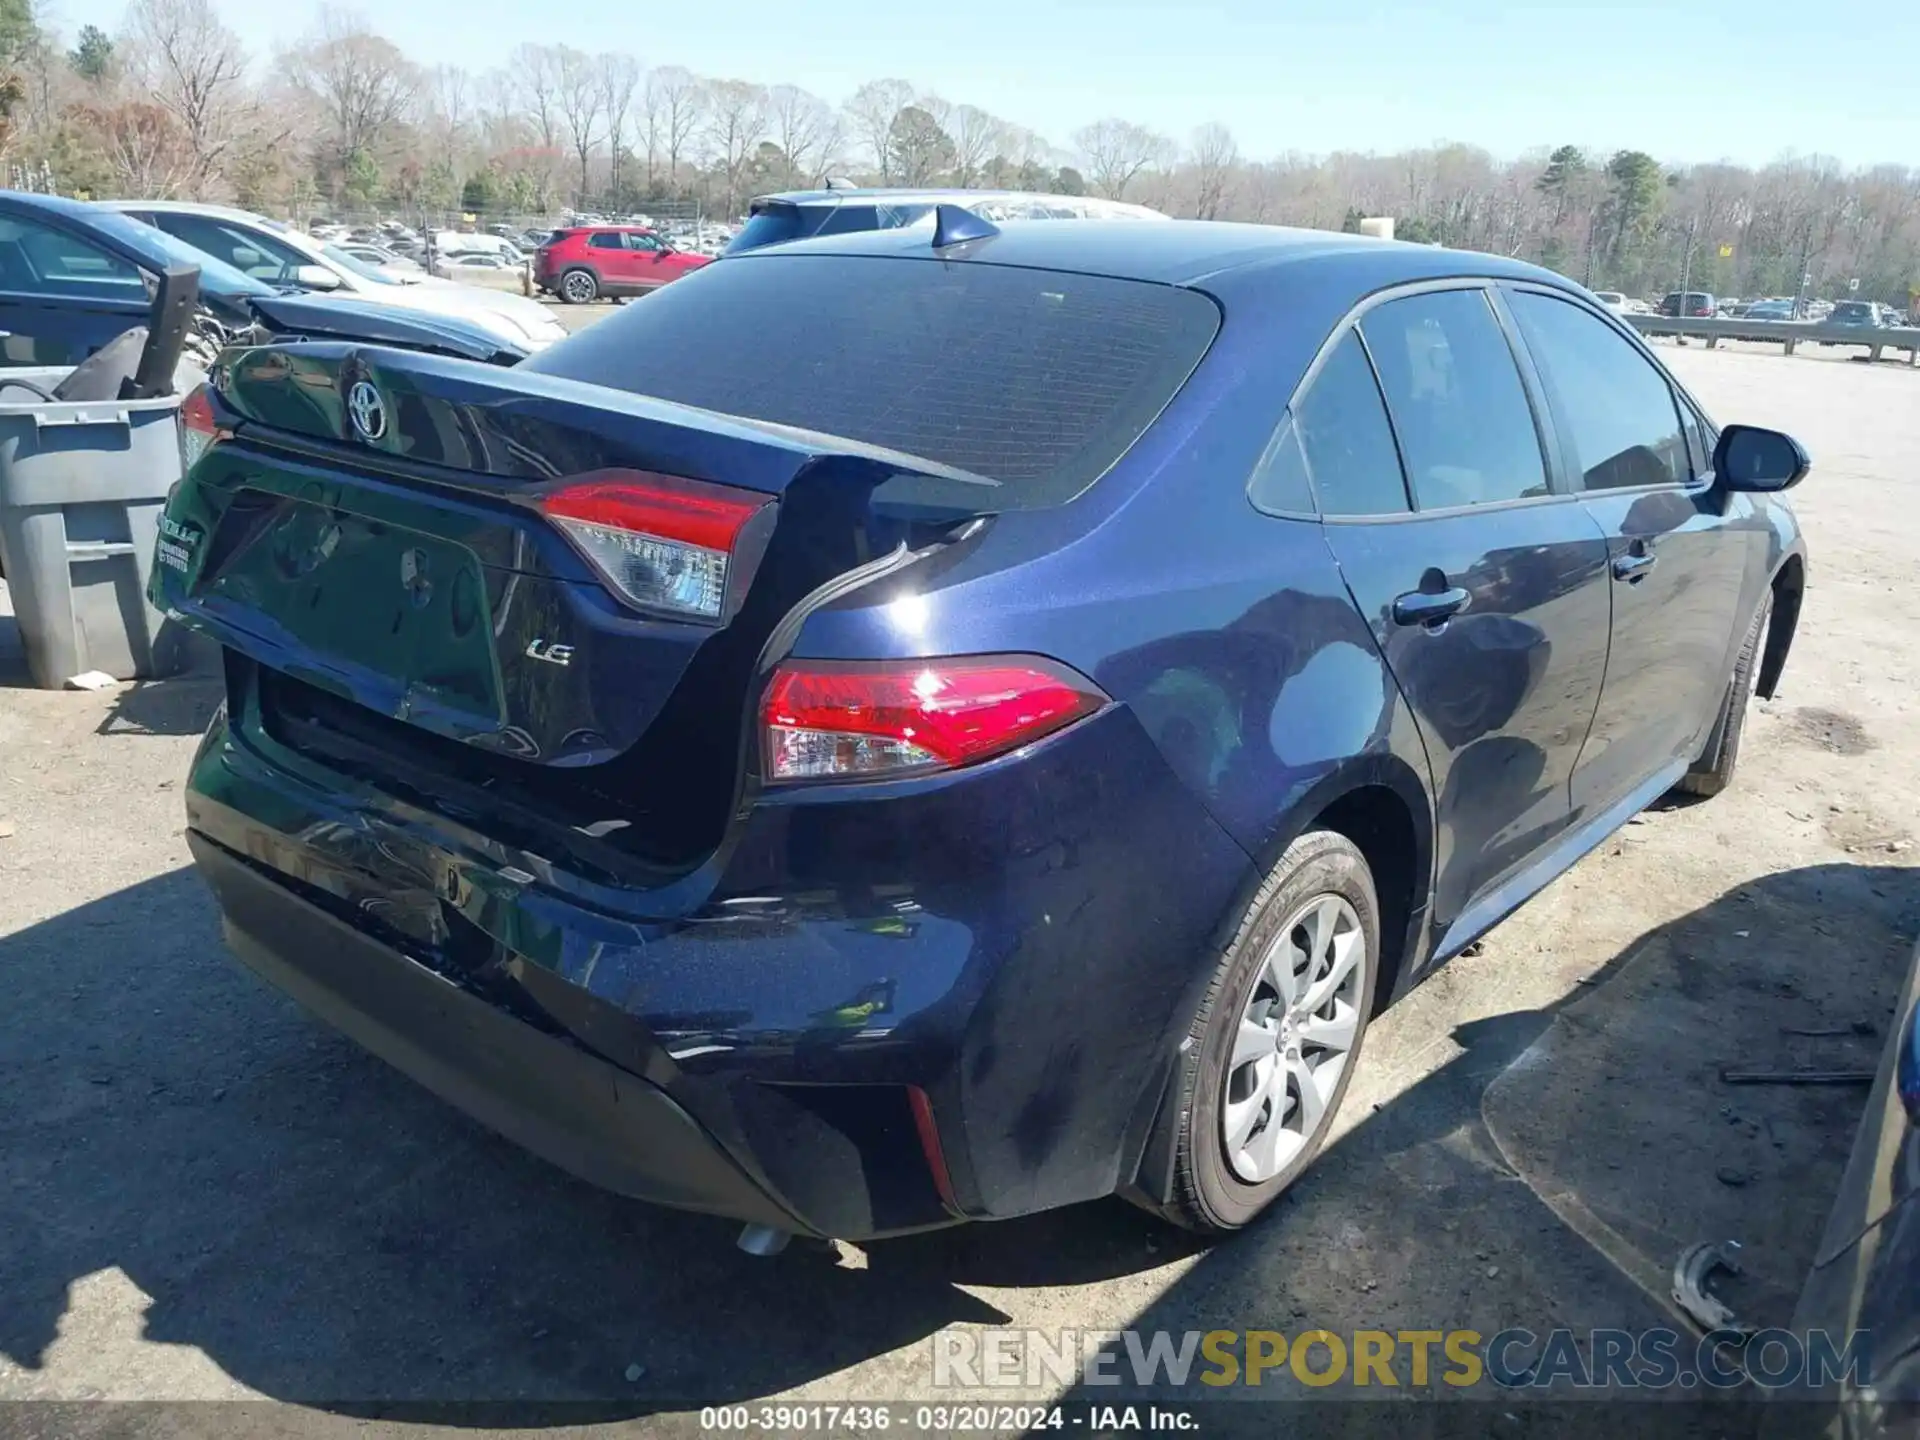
[537,468,773,622]
[761,656,1106,782]
[177,383,229,473]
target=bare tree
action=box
[279,8,417,182]
[703,77,766,216]
[77,96,195,195]
[424,64,470,173]
[641,64,704,188]
[119,0,258,197]
[767,83,830,188]
[947,103,1001,188]
[843,77,911,181]
[1073,117,1171,201]
[505,43,561,151]
[597,52,639,200]
[550,45,601,203]
[1190,121,1237,219]
[475,67,517,135]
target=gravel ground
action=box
[0,341,1916,1435]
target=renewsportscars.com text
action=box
[932,1326,1870,1391]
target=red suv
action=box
[534,227,709,304]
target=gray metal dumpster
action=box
[0,366,192,689]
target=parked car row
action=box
[96,201,568,354]
[1655,293,1908,326]
[0,192,537,372]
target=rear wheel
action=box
[1164,830,1380,1234]
[1678,594,1771,798]
[558,268,598,305]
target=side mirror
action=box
[1714,424,1808,492]
[293,263,343,292]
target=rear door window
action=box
[1507,291,1690,490]
[152,214,306,283]
[813,205,880,237]
[523,254,1220,506]
[1360,289,1550,509]
[0,216,145,300]
[725,205,810,253]
[588,232,625,251]
[1281,330,1408,516]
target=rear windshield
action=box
[724,206,812,255]
[1833,302,1872,320]
[523,253,1221,506]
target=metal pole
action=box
[1679,214,1697,312]
[1791,221,1817,319]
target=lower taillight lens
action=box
[538,469,772,622]
[177,383,228,472]
[762,655,1106,782]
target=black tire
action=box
[557,268,599,305]
[1163,830,1381,1235]
[1678,594,1771,798]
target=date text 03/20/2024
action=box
[697,1405,1197,1431]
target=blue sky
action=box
[44,0,1919,167]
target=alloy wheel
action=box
[1220,893,1366,1183]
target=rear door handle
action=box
[1612,551,1657,582]
[1392,586,1471,629]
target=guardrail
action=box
[1624,313,1920,365]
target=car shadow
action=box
[3,862,1913,1421]
[0,580,217,701]
[0,585,26,686]
[93,674,224,738]
[0,867,1174,1416]
[1049,860,1919,1426]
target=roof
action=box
[752,187,1167,221]
[96,199,274,224]
[729,216,1557,290]
[0,190,103,222]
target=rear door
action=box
[1502,287,1749,819]
[585,231,636,292]
[0,202,153,366]
[1309,285,1613,939]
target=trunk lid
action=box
[153,342,996,863]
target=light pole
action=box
[1678,213,1699,311]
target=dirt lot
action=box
[0,340,1916,1433]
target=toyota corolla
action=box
[149,212,1809,1245]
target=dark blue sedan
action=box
[149,213,1810,1243]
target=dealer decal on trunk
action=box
[156,514,201,574]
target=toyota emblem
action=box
[347,380,386,441]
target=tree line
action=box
[3,0,1916,306]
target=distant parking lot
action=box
[1,344,1916,1428]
